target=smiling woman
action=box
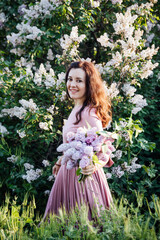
[42,61,114,221]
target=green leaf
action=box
[76,168,81,176]
[116,134,122,148]
[92,154,99,164]
[127,130,133,143]
[134,124,143,138]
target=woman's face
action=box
[67,68,86,104]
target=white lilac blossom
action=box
[111,0,123,4]
[105,173,112,179]
[47,105,55,114]
[22,169,42,183]
[119,120,127,128]
[39,122,49,130]
[105,82,120,99]
[140,45,159,60]
[113,11,138,39]
[22,0,62,21]
[57,72,65,89]
[47,175,54,181]
[1,107,27,119]
[114,150,122,160]
[146,33,155,46]
[90,0,100,8]
[60,26,86,57]
[60,91,67,101]
[140,60,159,79]
[112,165,124,178]
[47,49,54,60]
[107,52,123,68]
[129,94,148,114]
[97,33,114,49]
[0,123,9,136]
[44,190,50,195]
[24,163,34,170]
[7,22,44,47]
[17,130,26,138]
[0,12,6,28]
[19,99,38,113]
[7,155,18,163]
[18,4,27,15]
[122,83,136,97]
[45,61,52,71]
[42,159,50,167]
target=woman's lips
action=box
[69,89,78,94]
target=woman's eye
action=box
[77,80,82,83]
[68,78,72,81]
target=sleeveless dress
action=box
[43,106,114,220]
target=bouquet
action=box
[57,126,115,182]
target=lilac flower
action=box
[65,148,76,157]
[57,143,70,152]
[75,132,86,142]
[85,135,96,145]
[106,173,112,179]
[87,127,97,136]
[61,155,69,165]
[77,127,86,134]
[75,141,83,150]
[66,131,75,142]
[112,166,124,178]
[70,141,79,148]
[72,151,82,161]
[84,146,94,156]
[79,155,90,168]
[67,160,75,170]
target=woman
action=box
[43,61,114,221]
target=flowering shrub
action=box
[0,0,159,211]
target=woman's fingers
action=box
[81,165,95,175]
[52,165,60,176]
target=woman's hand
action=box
[81,164,96,175]
[52,164,61,177]
[52,156,63,177]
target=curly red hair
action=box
[65,61,112,128]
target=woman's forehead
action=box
[68,68,86,78]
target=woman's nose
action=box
[70,80,76,87]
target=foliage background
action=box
[0,0,159,216]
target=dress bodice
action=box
[62,105,103,143]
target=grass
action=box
[0,193,159,240]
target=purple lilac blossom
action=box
[75,132,86,142]
[61,155,69,165]
[87,127,97,136]
[84,146,94,156]
[85,135,96,145]
[65,148,76,157]
[66,160,75,170]
[66,131,75,142]
[72,151,82,161]
[75,141,83,150]
[57,143,70,152]
[79,155,90,168]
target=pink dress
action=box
[43,106,114,220]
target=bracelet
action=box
[55,163,61,167]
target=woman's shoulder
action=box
[82,106,99,119]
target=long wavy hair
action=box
[65,61,112,128]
